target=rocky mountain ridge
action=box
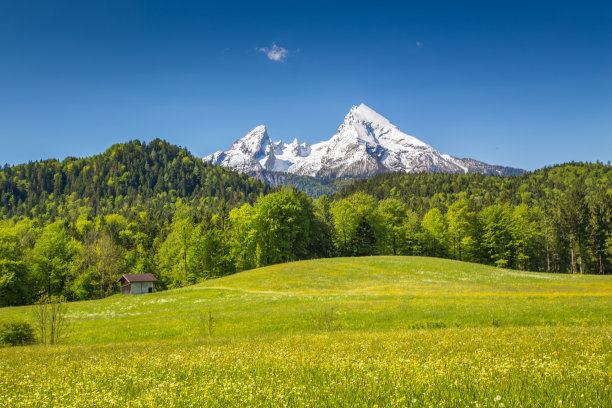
[204,104,523,179]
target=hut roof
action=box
[118,273,158,283]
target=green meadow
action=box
[1,256,611,407]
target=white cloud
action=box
[416,41,422,48]
[257,43,289,62]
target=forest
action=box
[0,140,610,306]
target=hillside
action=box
[333,162,612,208]
[1,256,610,407]
[0,139,276,306]
[0,139,273,220]
[249,171,354,198]
[1,155,610,309]
[1,256,609,344]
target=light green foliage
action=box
[227,203,257,271]
[251,189,316,266]
[193,213,234,279]
[0,223,30,306]
[0,161,610,309]
[31,221,81,298]
[170,204,195,285]
[377,198,408,255]
[74,231,121,299]
[155,230,185,288]
[445,199,475,261]
[421,208,448,256]
[479,204,511,267]
[507,204,542,270]
[331,192,383,256]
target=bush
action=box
[0,320,37,346]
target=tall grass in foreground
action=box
[1,257,611,407]
[1,327,610,407]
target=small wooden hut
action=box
[118,273,158,295]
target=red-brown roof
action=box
[118,273,158,283]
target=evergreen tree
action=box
[559,186,589,273]
[588,188,611,274]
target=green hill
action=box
[0,139,276,306]
[1,256,611,407]
[1,256,609,344]
[333,162,611,208]
[0,139,272,220]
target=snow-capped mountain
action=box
[204,104,523,179]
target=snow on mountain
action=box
[203,104,523,179]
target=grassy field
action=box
[1,256,611,407]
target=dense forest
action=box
[0,139,272,220]
[0,141,610,307]
[249,171,353,197]
[0,140,272,305]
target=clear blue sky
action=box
[1,0,610,170]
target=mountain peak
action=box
[347,104,392,128]
[204,105,524,178]
[230,125,270,155]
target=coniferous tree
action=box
[588,188,611,274]
[559,186,589,273]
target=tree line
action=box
[1,181,610,306]
[0,146,610,306]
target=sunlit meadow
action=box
[1,256,611,407]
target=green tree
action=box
[155,231,184,289]
[191,213,234,279]
[445,199,476,260]
[74,231,122,299]
[30,222,80,298]
[252,189,315,266]
[588,188,611,274]
[331,193,381,256]
[559,186,589,273]
[479,204,511,267]
[350,216,377,256]
[0,223,31,306]
[508,204,542,270]
[402,210,423,256]
[312,195,335,258]
[378,198,408,255]
[421,208,447,257]
[172,203,196,285]
[227,204,257,271]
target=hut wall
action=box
[131,282,154,294]
[121,283,131,295]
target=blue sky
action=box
[0,0,610,170]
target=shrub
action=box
[0,320,37,346]
[312,307,338,331]
[32,294,70,345]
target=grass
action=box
[1,256,611,407]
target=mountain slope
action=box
[333,161,612,206]
[204,104,524,179]
[0,139,273,219]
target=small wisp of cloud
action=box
[257,43,289,62]
[416,41,422,48]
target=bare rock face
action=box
[203,104,524,179]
